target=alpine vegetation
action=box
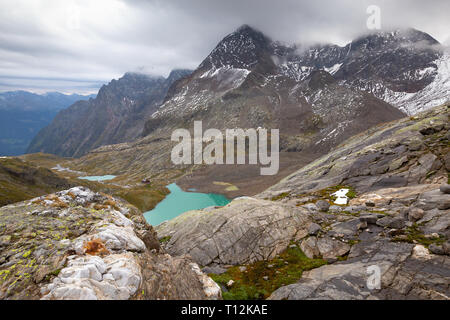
[171,121,279,175]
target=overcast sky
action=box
[0,0,449,94]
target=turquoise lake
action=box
[144,183,231,226]
[78,175,116,182]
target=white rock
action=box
[190,263,222,300]
[41,253,142,300]
[412,244,431,259]
[95,224,146,252]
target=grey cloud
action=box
[0,0,448,93]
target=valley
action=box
[0,22,449,301]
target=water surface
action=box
[144,183,230,226]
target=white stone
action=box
[190,263,222,299]
[412,244,432,259]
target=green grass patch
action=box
[270,192,290,201]
[159,236,171,244]
[393,224,446,247]
[210,246,326,300]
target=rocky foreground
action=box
[0,187,220,300]
[157,104,450,299]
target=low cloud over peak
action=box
[0,0,449,93]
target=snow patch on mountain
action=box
[378,52,450,114]
[323,63,343,75]
[199,66,250,87]
[278,63,314,82]
[152,66,250,118]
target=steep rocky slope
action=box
[155,103,449,299]
[0,187,220,300]
[27,70,191,157]
[259,104,449,198]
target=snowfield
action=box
[378,52,450,115]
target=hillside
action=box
[0,156,168,212]
[27,70,191,157]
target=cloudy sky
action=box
[1,0,449,94]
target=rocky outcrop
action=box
[266,180,450,299]
[156,198,313,266]
[259,104,449,199]
[269,241,449,300]
[0,187,220,300]
[260,105,450,300]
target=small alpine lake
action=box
[144,183,231,226]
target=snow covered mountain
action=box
[151,26,449,128]
[278,28,449,115]
[30,25,449,158]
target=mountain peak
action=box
[352,28,441,48]
[199,25,272,71]
[234,24,260,35]
[167,69,192,82]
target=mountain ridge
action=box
[26,69,192,157]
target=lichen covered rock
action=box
[0,187,220,300]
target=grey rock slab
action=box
[376,216,405,229]
[316,200,331,212]
[308,223,322,236]
[439,184,450,195]
[156,198,312,266]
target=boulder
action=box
[376,216,405,229]
[359,214,380,225]
[308,223,322,235]
[440,184,450,195]
[408,208,425,222]
[300,237,320,259]
[156,198,312,266]
[316,200,330,212]
[316,237,350,261]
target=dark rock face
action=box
[199,24,272,71]
[334,29,442,93]
[27,70,191,158]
